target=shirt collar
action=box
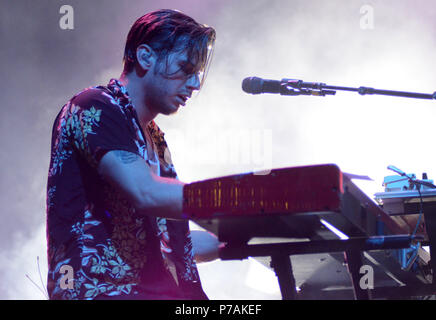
[107,78,133,110]
[107,78,167,140]
[106,79,176,175]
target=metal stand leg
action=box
[270,254,297,300]
[423,210,436,285]
[345,250,371,300]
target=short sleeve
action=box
[65,88,140,168]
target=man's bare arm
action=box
[98,150,186,220]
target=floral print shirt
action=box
[46,79,207,300]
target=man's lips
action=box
[176,94,190,106]
[174,96,185,106]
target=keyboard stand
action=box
[219,235,418,300]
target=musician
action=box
[46,9,217,300]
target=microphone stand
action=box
[280,78,436,100]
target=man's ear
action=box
[135,44,156,71]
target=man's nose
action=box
[186,73,201,91]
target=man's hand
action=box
[190,230,224,263]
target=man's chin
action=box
[161,107,179,116]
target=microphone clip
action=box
[280,79,336,96]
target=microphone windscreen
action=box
[242,77,263,94]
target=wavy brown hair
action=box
[122,9,216,88]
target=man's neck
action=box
[119,72,157,128]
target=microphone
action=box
[242,77,281,94]
[242,77,335,96]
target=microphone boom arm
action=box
[283,78,436,100]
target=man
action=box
[46,9,217,300]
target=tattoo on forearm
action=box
[114,150,139,164]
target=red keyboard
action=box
[183,164,343,219]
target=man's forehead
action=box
[166,49,200,68]
[172,36,202,61]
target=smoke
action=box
[2,0,436,299]
[162,0,436,191]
